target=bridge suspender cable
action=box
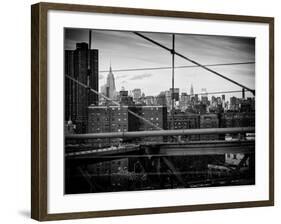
[134,32,255,96]
[171,34,175,130]
[66,75,163,131]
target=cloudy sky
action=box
[65,28,255,100]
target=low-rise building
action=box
[200,114,219,140]
[88,105,168,144]
[167,112,200,141]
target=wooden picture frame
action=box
[31,2,274,221]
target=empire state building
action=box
[101,65,117,100]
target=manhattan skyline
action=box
[64,29,255,100]
[64,28,256,194]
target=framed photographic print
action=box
[31,2,274,221]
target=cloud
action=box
[129,73,152,81]
[65,28,255,96]
[115,73,130,79]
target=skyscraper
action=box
[190,84,194,96]
[132,88,141,101]
[201,88,208,105]
[101,65,117,100]
[156,92,167,106]
[179,92,189,111]
[88,49,99,106]
[169,88,180,101]
[119,88,134,106]
[64,42,99,133]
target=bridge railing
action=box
[65,127,255,140]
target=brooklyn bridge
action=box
[64,30,255,194]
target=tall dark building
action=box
[89,49,99,105]
[65,42,99,133]
[65,50,75,121]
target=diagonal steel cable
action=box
[134,32,255,96]
[66,75,163,131]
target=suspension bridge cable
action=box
[161,89,250,98]
[134,32,255,96]
[99,61,255,73]
[65,75,163,131]
[193,89,250,96]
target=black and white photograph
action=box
[64,28,255,194]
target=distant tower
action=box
[190,84,194,96]
[101,64,117,99]
[201,88,208,104]
[201,88,207,98]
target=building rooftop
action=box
[88,105,166,109]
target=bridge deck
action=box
[65,140,255,162]
[157,140,254,156]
